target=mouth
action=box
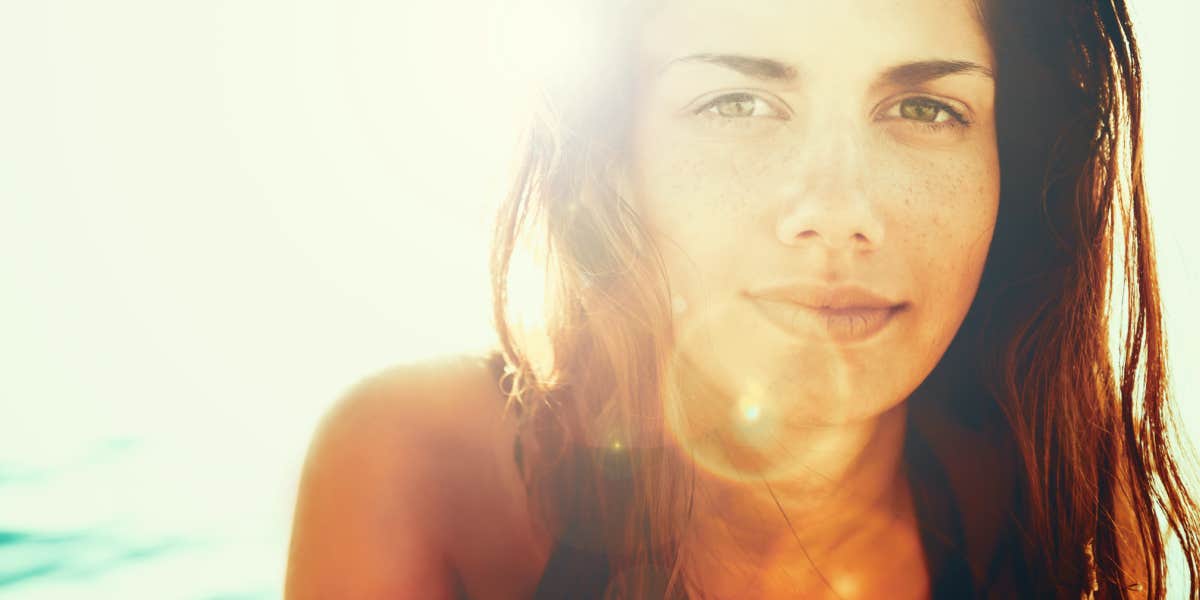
[749,299,907,344]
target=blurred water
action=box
[0,423,311,599]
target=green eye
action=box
[897,97,961,124]
[902,97,945,121]
[696,92,780,119]
[713,94,758,117]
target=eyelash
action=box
[690,92,971,132]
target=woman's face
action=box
[625,0,999,433]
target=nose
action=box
[774,125,884,252]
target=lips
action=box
[745,282,907,343]
[746,282,903,311]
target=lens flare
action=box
[743,404,762,423]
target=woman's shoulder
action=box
[326,350,513,442]
[286,349,551,600]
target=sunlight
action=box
[487,0,606,91]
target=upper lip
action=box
[746,282,904,310]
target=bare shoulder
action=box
[321,351,516,449]
[285,351,551,600]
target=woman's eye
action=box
[694,93,782,119]
[885,97,969,129]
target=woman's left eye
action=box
[882,97,970,129]
[694,92,783,119]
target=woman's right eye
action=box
[693,92,785,119]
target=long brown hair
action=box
[489,1,1200,598]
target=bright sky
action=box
[0,1,1196,598]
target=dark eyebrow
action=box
[658,54,993,87]
[877,59,994,87]
[658,53,798,81]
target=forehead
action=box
[639,0,993,78]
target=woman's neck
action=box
[677,401,926,598]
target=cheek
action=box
[916,160,996,275]
[886,149,999,339]
[630,150,760,294]
[633,147,759,224]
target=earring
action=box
[1081,539,1143,598]
[1082,539,1098,600]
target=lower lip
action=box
[750,300,905,344]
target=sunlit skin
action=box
[621,0,999,596]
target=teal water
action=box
[0,432,299,600]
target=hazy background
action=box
[1,1,1196,598]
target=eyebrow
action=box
[659,53,798,80]
[880,59,994,87]
[659,53,994,86]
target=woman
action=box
[285,0,1200,598]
